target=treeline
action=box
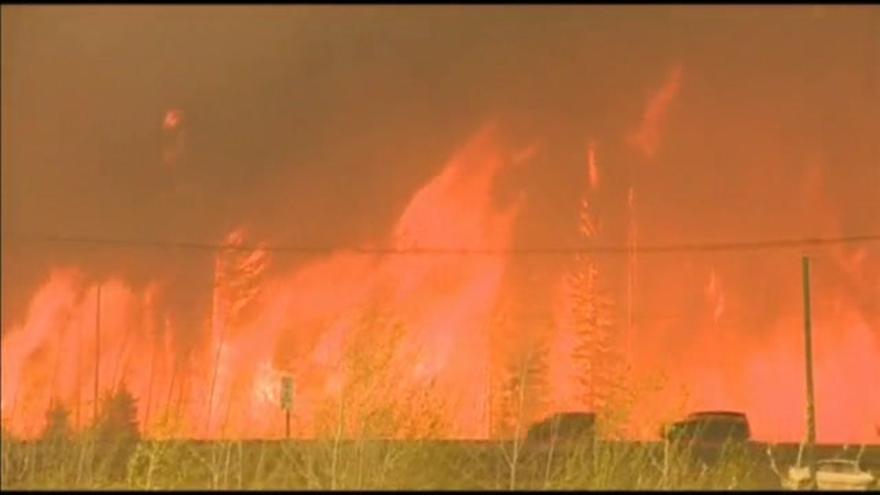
[1,385,141,486]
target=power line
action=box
[2,233,879,256]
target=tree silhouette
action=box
[491,327,551,490]
[95,386,139,442]
[41,400,72,443]
[92,384,141,479]
[567,255,617,413]
[205,230,271,435]
[495,331,550,440]
[566,195,625,428]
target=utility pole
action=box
[626,186,637,363]
[802,256,817,488]
[281,376,294,439]
[487,356,493,440]
[76,314,82,431]
[94,283,102,424]
[206,248,228,438]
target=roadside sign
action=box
[281,376,294,411]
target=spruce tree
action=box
[566,195,623,424]
[93,384,141,479]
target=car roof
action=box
[542,412,596,421]
[818,459,858,465]
[687,410,747,418]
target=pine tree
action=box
[93,384,141,479]
[95,385,140,443]
[568,255,616,412]
[566,196,622,423]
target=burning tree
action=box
[210,230,271,339]
[205,230,271,435]
[565,197,629,436]
[567,255,617,413]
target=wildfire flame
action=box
[0,124,527,439]
[628,64,683,160]
[705,269,726,325]
[587,140,599,190]
[2,67,877,444]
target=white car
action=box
[784,460,876,490]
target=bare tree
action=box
[494,331,550,490]
[311,301,450,489]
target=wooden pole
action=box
[802,256,817,487]
[627,187,637,362]
[206,250,227,438]
[144,337,157,430]
[94,283,102,424]
[76,316,82,431]
[286,410,291,440]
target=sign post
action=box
[281,376,294,439]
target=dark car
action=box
[526,412,596,447]
[662,411,751,446]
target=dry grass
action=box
[1,429,773,490]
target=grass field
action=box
[7,431,877,490]
[2,381,877,490]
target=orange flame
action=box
[2,110,877,444]
[628,64,683,159]
[705,269,726,325]
[587,140,599,190]
[0,124,531,440]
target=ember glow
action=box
[162,110,182,131]
[161,109,185,169]
[2,6,878,444]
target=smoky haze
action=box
[1,6,879,440]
